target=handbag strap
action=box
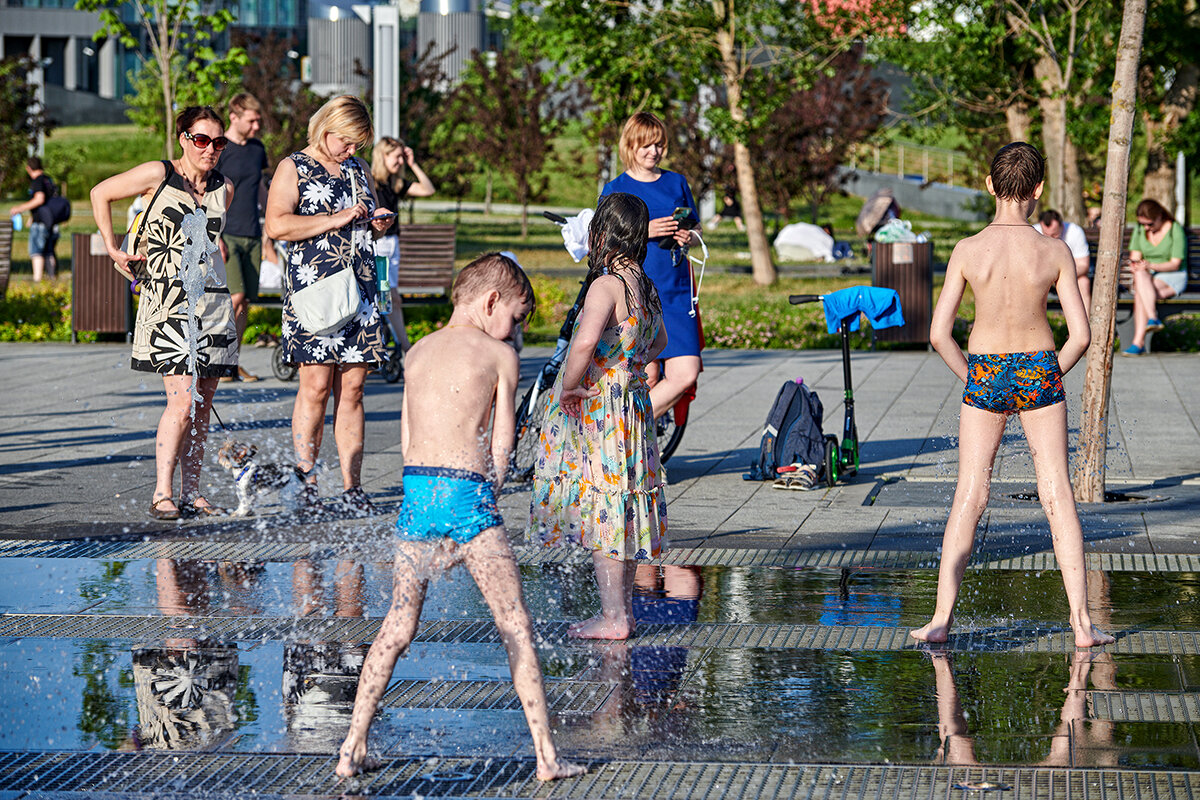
[133,161,174,256]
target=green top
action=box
[1130,220,1186,265]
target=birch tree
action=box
[1074,0,1146,503]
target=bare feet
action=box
[335,740,380,778]
[910,615,953,643]
[536,758,588,781]
[568,614,633,640]
[1073,623,1115,648]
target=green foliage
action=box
[232,32,326,165]
[44,125,161,200]
[76,0,245,156]
[124,49,248,144]
[0,281,94,342]
[0,55,54,194]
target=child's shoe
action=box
[1121,344,1145,357]
[1145,318,1164,332]
[339,486,378,517]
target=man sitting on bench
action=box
[1035,209,1092,315]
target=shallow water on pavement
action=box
[3,557,1200,769]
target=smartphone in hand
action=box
[672,206,695,223]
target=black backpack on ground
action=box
[744,379,825,481]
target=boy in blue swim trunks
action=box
[911,142,1114,649]
[336,253,585,781]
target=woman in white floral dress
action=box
[265,95,393,515]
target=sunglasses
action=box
[183,131,229,151]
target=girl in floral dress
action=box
[530,192,668,639]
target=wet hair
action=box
[1135,198,1174,225]
[1038,209,1063,227]
[587,192,661,316]
[989,142,1044,201]
[451,252,534,311]
[371,136,405,191]
[229,92,262,117]
[176,106,223,137]
[308,95,373,151]
[618,112,668,172]
[26,156,42,171]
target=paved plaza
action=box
[1,341,1200,798]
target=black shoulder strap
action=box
[133,161,174,255]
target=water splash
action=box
[178,209,218,417]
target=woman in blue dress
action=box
[601,112,702,418]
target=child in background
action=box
[530,193,669,640]
[335,253,584,781]
[910,142,1113,649]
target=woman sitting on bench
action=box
[1124,198,1187,357]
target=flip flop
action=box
[149,497,181,520]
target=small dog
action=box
[216,440,297,516]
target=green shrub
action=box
[0,282,95,341]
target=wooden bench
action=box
[1047,225,1200,352]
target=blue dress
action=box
[602,170,702,359]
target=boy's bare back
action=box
[402,327,518,477]
[951,225,1077,355]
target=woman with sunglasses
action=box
[90,106,238,520]
[265,95,393,517]
[1123,198,1187,356]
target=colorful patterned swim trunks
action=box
[963,351,1065,414]
[395,466,503,544]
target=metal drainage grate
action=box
[5,613,1200,656]
[0,537,1197,574]
[1,752,1200,798]
[380,679,612,713]
[1089,692,1200,723]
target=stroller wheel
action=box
[823,435,839,487]
[271,344,296,382]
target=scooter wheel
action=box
[823,435,839,487]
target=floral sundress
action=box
[281,152,386,365]
[529,304,667,560]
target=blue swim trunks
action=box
[963,350,1065,414]
[395,466,503,543]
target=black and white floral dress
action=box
[281,153,386,365]
[130,161,237,378]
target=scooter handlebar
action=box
[788,294,821,305]
[542,211,568,225]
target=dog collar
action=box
[236,464,254,481]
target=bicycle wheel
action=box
[510,381,550,482]
[657,407,686,462]
[271,344,296,382]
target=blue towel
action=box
[821,286,905,334]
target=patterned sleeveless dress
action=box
[130,160,237,377]
[529,303,667,561]
[281,153,386,365]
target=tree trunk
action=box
[1005,99,1033,142]
[1035,54,1069,213]
[157,11,173,160]
[714,3,776,285]
[1074,0,1146,504]
[1143,63,1199,213]
[484,170,492,216]
[1062,134,1086,224]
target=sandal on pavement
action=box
[181,498,228,517]
[238,366,260,382]
[150,497,181,521]
[772,463,820,491]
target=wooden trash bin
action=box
[871,241,932,345]
[0,218,12,300]
[72,233,133,342]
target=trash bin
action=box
[871,241,932,345]
[0,218,12,299]
[72,232,133,342]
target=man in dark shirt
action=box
[217,92,270,382]
[10,157,60,281]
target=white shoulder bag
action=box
[290,162,362,336]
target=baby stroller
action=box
[788,286,904,486]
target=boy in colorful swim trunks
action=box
[336,253,585,781]
[910,142,1114,649]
